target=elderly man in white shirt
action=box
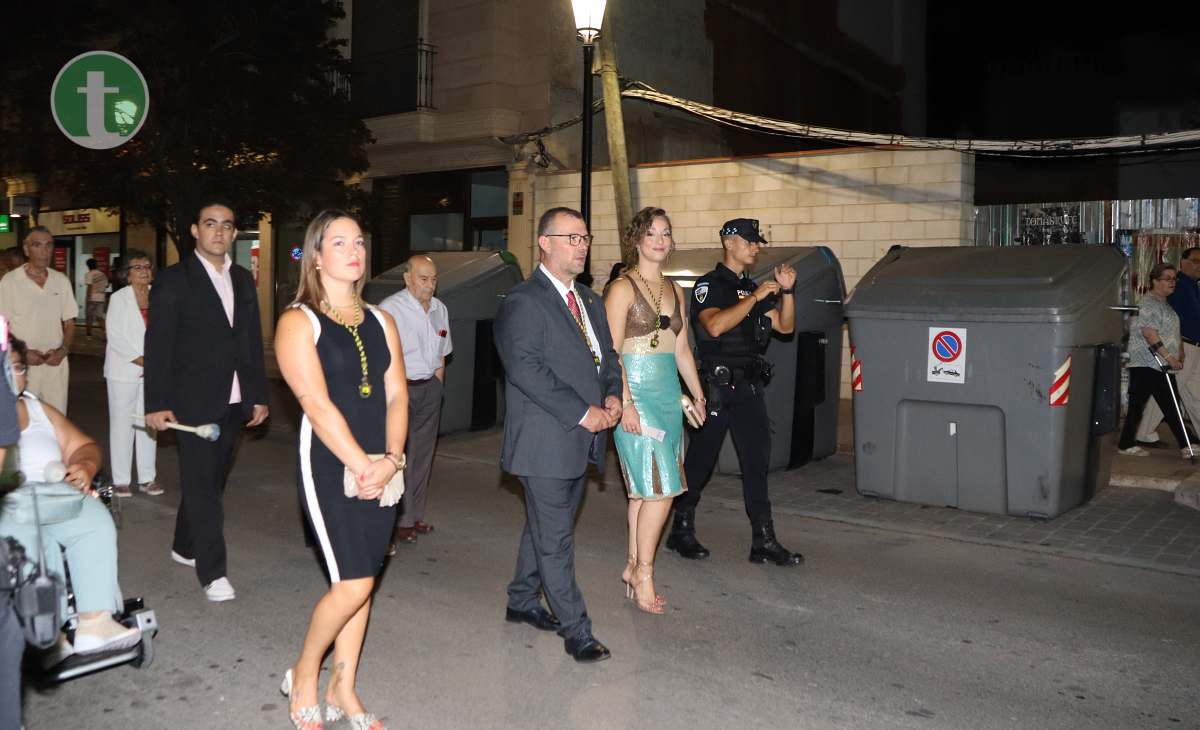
[0,227,77,413]
[379,255,452,550]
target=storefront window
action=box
[67,233,120,314]
[369,167,508,273]
[974,198,1200,301]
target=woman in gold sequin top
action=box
[604,207,707,614]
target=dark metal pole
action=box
[580,41,594,279]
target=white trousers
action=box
[27,359,69,414]
[1137,341,1200,442]
[106,379,157,485]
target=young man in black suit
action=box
[144,201,269,602]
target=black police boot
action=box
[665,509,710,560]
[749,521,804,566]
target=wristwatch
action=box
[780,288,794,295]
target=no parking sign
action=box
[927,327,966,384]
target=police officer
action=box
[666,218,804,566]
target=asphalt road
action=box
[16,357,1200,729]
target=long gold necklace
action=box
[569,288,601,366]
[323,299,372,398]
[632,267,665,349]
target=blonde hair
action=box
[620,207,671,267]
[291,209,365,310]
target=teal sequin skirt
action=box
[613,353,687,500]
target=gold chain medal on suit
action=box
[631,267,667,349]
[323,299,373,398]
[568,288,601,366]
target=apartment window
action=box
[351,0,435,116]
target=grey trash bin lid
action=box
[663,246,843,295]
[364,251,521,308]
[845,245,1125,324]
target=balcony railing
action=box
[350,41,438,118]
[328,68,351,100]
[414,40,435,111]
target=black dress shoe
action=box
[564,636,611,663]
[749,521,804,566]
[504,606,561,632]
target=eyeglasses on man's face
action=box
[1159,275,1178,282]
[128,264,152,272]
[545,233,593,247]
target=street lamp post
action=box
[572,0,607,280]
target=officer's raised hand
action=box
[774,264,797,291]
[752,280,782,302]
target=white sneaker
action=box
[204,577,236,602]
[1119,446,1150,457]
[170,550,196,567]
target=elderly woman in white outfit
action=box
[103,250,158,497]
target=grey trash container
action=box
[845,245,1124,518]
[664,246,846,472]
[364,251,524,434]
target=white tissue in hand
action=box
[43,461,67,483]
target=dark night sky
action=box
[705,0,1200,202]
[926,2,1200,139]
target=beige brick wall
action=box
[518,147,976,396]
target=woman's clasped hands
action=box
[355,456,398,500]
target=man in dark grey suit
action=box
[496,207,623,663]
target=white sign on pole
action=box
[927,327,967,384]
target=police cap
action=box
[719,218,768,244]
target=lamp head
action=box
[571,0,607,45]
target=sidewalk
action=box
[695,400,1200,577]
[704,453,1200,578]
[434,421,1200,579]
[71,338,1200,577]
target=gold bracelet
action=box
[384,452,406,471]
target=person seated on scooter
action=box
[0,335,138,654]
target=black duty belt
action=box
[702,361,758,384]
[407,377,436,386]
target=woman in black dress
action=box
[275,209,409,730]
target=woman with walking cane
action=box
[1118,262,1193,459]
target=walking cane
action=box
[1150,349,1195,463]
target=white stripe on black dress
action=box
[294,304,395,582]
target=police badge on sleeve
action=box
[693,282,709,303]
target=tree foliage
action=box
[0,0,371,254]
